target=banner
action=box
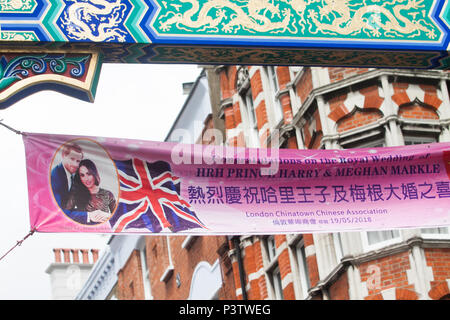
[22,132,450,235]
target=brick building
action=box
[212,65,450,300]
[75,66,450,300]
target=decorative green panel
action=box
[152,0,442,42]
[0,0,448,68]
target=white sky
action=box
[0,63,201,299]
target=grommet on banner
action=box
[0,119,26,136]
[0,228,36,263]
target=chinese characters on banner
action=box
[22,132,450,235]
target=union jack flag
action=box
[109,158,207,233]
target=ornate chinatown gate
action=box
[0,0,448,108]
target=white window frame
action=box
[361,229,402,251]
[340,135,386,150]
[263,235,284,300]
[267,235,277,261]
[295,238,311,299]
[240,87,260,148]
[287,234,310,299]
[421,227,450,239]
[403,135,438,145]
[266,66,283,124]
[272,266,284,300]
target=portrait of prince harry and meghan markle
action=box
[50,141,118,225]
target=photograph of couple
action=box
[50,140,119,225]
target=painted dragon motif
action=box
[156,0,438,40]
[308,0,436,38]
[60,0,128,42]
[159,0,292,33]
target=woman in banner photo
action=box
[64,159,116,225]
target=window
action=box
[267,235,277,260]
[272,266,283,300]
[241,87,259,147]
[288,235,310,299]
[421,227,450,239]
[340,134,386,149]
[403,134,438,145]
[362,230,401,250]
[263,236,284,300]
[401,121,440,146]
[267,66,279,93]
[266,66,283,124]
[295,238,311,298]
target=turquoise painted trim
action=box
[442,1,450,29]
[124,0,150,43]
[41,0,66,41]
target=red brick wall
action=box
[328,272,350,300]
[144,236,236,300]
[328,67,370,83]
[328,93,348,122]
[398,103,439,120]
[425,248,450,288]
[303,234,319,289]
[337,109,383,132]
[250,69,263,99]
[327,84,384,133]
[428,281,450,300]
[224,105,236,131]
[242,240,259,300]
[117,250,146,300]
[255,100,268,131]
[360,251,415,299]
[274,235,295,300]
[276,67,291,91]
[361,85,384,109]
[302,109,322,149]
[392,82,442,111]
[252,237,267,299]
[296,68,313,103]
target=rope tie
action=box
[0,119,26,136]
[0,119,32,262]
[0,228,36,262]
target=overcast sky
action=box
[0,63,201,299]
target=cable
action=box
[0,119,26,136]
[0,228,36,262]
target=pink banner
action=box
[23,132,450,235]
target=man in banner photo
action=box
[50,141,115,225]
[50,141,82,209]
[23,132,450,235]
